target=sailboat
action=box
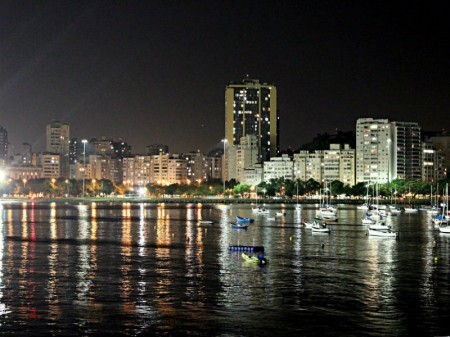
[295,181,302,210]
[426,185,440,214]
[252,188,269,214]
[316,182,338,221]
[357,184,370,210]
[436,184,449,232]
[403,186,418,213]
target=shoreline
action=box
[0,196,430,206]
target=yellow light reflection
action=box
[120,203,134,314]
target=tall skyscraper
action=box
[0,125,8,161]
[46,120,70,177]
[225,78,278,163]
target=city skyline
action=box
[1,2,449,154]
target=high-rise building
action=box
[391,121,421,180]
[183,150,208,183]
[225,78,279,163]
[90,137,131,159]
[236,135,259,182]
[422,141,447,182]
[356,118,422,184]
[0,125,8,162]
[46,120,70,178]
[430,133,450,177]
[356,118,391,184]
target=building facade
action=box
[422,142,447,182]
[46,120,70,178]
[236,135,259,183]
[184,151,208,183]
[225,78,279,163]
[430,134,450,177]
[38,153,61,179]
[356,118,391,184]
[263,154,293,181]
[391,121,421,180]
[0,125,8,162]
[293,144,355,186]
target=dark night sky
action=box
[1,1,449,154]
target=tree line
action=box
[1,177,449,199]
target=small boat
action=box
[362,217,375,225]
[316,213,338,222]
[367,228,398,238]
[236,216,254,223]
[303,218,321,229]
[252,206,269,214]
[311,221,330,233]
[389,206,402,215]
[241,252,268,265]
[439,224,450,233]
[369,221,391,231]
[198,220,214,224]
[433,214,448,226]
[276,211,286,216]
[357,203,369,210]
[404,206,418,213]
[426,205,440,214]
[267,217,276,221]
[231,222,248,230]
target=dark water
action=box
[0,201,449,336]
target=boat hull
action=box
[368,229,398,238]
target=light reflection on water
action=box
[0,201,449,336]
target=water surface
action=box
[0,201,449,336]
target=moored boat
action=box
[199,220,214,224]
[252,206,269,214]
[367,228,398,238]
[404,206,418,213]
[236,216,254,223]
[231,222,248,229]
[369,221,391,231]
[241,252,268,264]
[439,224,450,233]
[311,221,330,233]
[303,218,320,229]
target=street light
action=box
[82,139,88,197]
[222,138,227,195]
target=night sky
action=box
[1,1,449,154]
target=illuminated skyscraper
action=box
[225,78,279,163]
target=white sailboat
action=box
[438,184,450,233]
[357,184,370,210]
[295,181,302,210]
[426,185,440,214]
[316,182,338,221]
[404,187,418,213]
[251,187,269,214]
